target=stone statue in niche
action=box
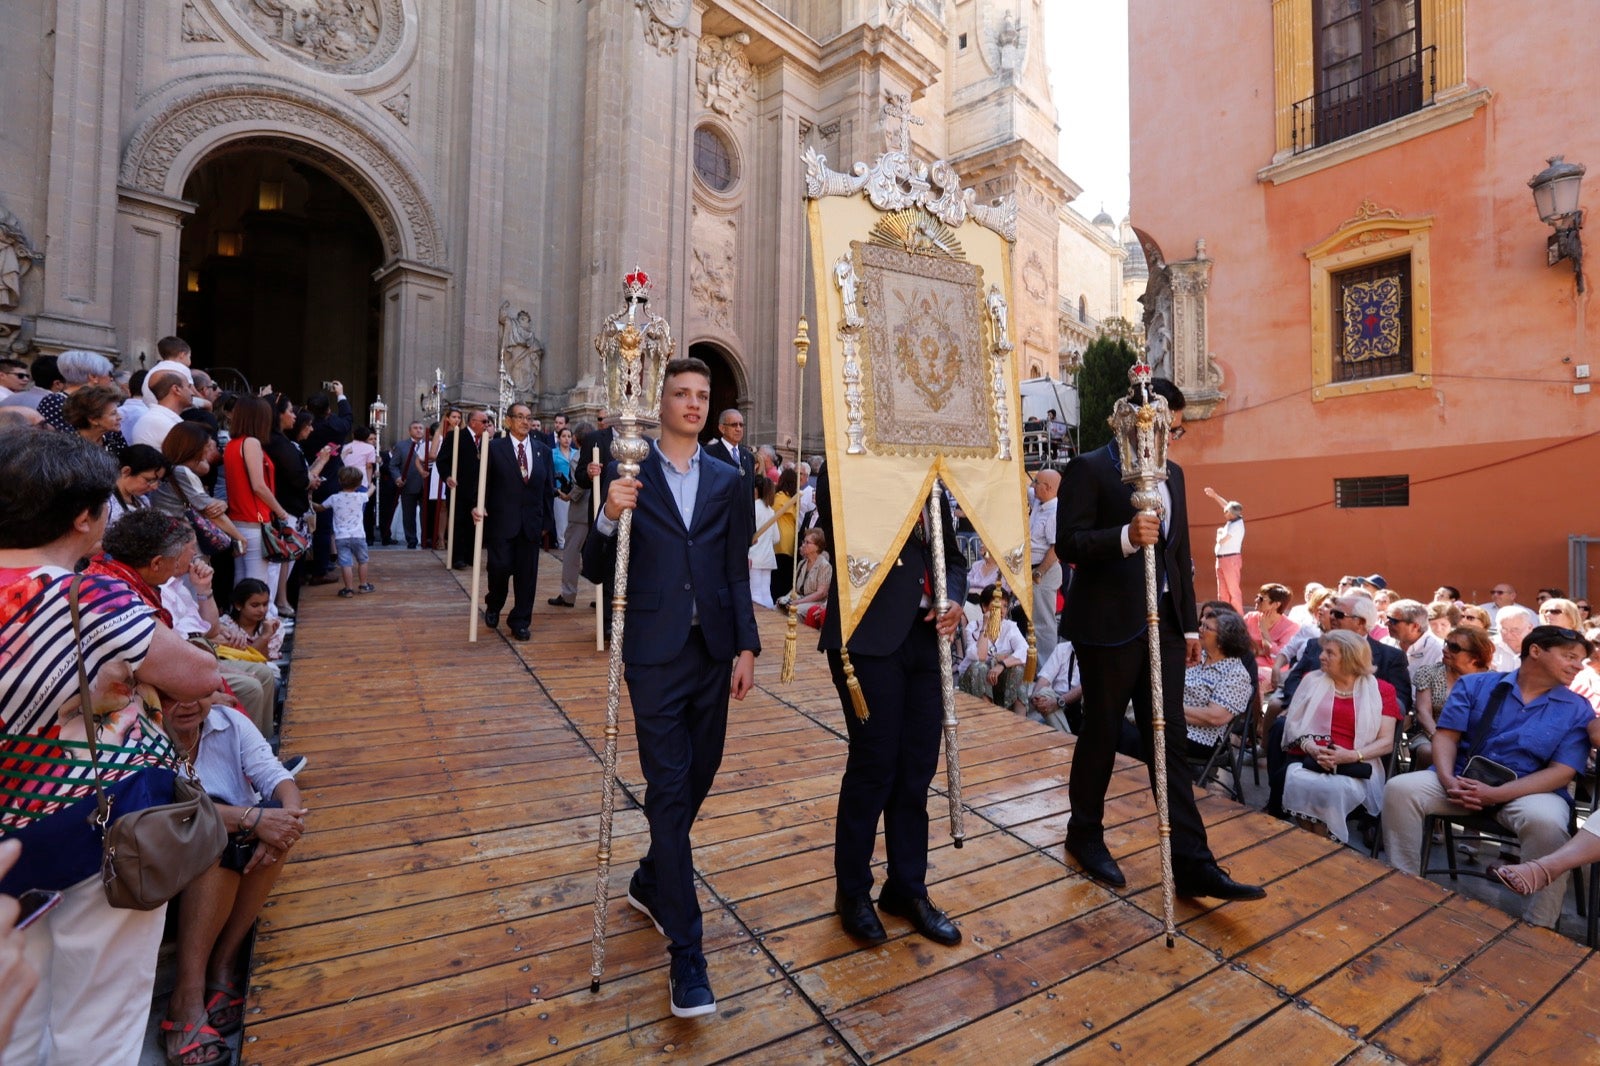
[498,300,543,401]
[0,210,42,311]
[695,32,754,118]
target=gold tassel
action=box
[983,586,1005,642]
[1023,626,1038,683]
[840,649,870,721]
[780,603,799,683]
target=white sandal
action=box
[1493,857,1553,896]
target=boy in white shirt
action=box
[317,466,375,597]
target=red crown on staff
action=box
[623,268,652,305]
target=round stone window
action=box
[693,125,738,193]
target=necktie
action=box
[517,440,528,483]
[404,441,417,478]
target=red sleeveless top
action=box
[224,438,275,524]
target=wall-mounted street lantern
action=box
[1529,155,1585,293]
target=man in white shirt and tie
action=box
[472,404,555,641]
[702,408,755,535]
[390,421,429,548]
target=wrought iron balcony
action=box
[1292,46,1436,155]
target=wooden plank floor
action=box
[240,551,1597,1065]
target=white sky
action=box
[1042,1,1131,223]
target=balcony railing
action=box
[1291,45,1435,155]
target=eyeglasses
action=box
[1543,626,1583,641]
[1328,609,1350,621]
[1540,607,1564,617]
[1386,616,1408,626]
[1579,603,1591,611]
[1491,588,1511,595]
[1169,425,1186,440]
[1446,643,1472,654]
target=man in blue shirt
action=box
[1384,625,1594,927]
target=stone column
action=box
[37,0,127,355]
[1167,240,1225,419]
[375,261,452,428]
[112,188,195,368]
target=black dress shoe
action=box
[877,890,961,946]
[548,595,575,607]
[511,626,531,641]
[1175,862,1266,901]
[1065,837,1127,889]
[835,891,887,943]
[483,609,500,629]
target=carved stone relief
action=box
[182,2,224,43]
[1021,251,1047,302]
[381,85,411,126]
[232,0,403,75]
[689,207,736,329]
[1164,239,1224,418]
[120,84,443,265]
[498,300,543,401]
[695,33,754,119]
[634,0,690,56]
[884,0,913,41]
[0,208,44,312]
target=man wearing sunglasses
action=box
[1383,599,1443,681]
[1268,593,1412,815]
[0,359,27,400]
[1384,625,1595,928]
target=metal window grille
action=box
[1332,255,1412,382]
[693,127,735,192]
[1334,475,1410,508]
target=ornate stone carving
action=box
[0,209,43,311]
[817,120,841,142]
[182,2,224,43]
[1164,239,1224,419]
[983,10,1027,74]
[233,0,402,75]
[498,300,543,401]
[802,93,1018,242]
[1021,251,1047,302]
[381,85,410,125]
[985,285,1014,460]
[634,0,690,56]
[689,208,735,328]
[695,33,754,118]
[120,83,443,265]
[834,256,867,455]
[884,0,913,41]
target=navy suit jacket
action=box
[815,471,967,657]
[582,446,761,666]
[482,434,556,543]
[702,437,757,534]
[1056,443,1199,646]
[1281,632,1414,714]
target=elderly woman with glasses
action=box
[1407,625,1494,771]
[1281,629,1403,844]
[1537,598,1584,630]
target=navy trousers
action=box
[627,627,732,961]
[829,617,944,900]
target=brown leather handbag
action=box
[71,578,227,910]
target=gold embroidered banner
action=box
[804,149,1031,644]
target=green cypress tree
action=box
[1074,335,1139,453]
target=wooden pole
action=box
[445,426,461,569]
[593,444,604,651]
[468,428,492,642]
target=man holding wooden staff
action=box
[582,357,759,1019]
[1056,378,1265,902]
[473,403,555,641]
[441,410,488,569]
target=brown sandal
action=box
[161,1012,229,1066]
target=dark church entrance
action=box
[687,341,743,444]
[176,149,383,414]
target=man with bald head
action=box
[131,369,194,449]
[1029,468,1062,661]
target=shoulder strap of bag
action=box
[1464,679,1512,760]
[68,576,115,831]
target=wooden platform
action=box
[241,551,1599,1065]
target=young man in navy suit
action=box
[1056,378,1265,902]
[582,357,760,1019]
[472,403,556,641]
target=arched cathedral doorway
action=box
[176,149,383,412]
[688,341,745,444]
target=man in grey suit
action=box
[390,420,430,549]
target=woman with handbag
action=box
[223,397,295,598]
[151,423,244,555]
[159,691,305,1066]
[0,429,221,1065]
[267,396,314,615]
[1281,628,1403,844]
[551,426,579,549]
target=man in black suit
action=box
[472,403,556,641]
[701,408,756,534]
[441,409,489,569]
[390,420,429,548]
[819,472,967,947]
[582,358,759,1020]
[1266,591,1412,813]
[1056,379,1265,901]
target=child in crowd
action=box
[318,465,375,597]
[219,578,285,661]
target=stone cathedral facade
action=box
[1,0,1115,451]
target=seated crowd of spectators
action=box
[0,339,361,1062]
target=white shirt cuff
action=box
[1120,524,1136,556]
[595,511,618,537]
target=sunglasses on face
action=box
[1328,609,1349,621]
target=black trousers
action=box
[398,490,422,548]
[829,618,944,900]
[485,532,539,627]
[1069,620,1215,868]
[451,493,477,567]
[627,627,732,960]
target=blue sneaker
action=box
[669,953,716,1019]
[626,872,665,937]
